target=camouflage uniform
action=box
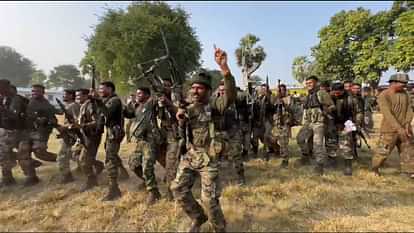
[78,98,104,190]
[0,92,28,185]
[157,97,180,199]
[125,99,136,143]
[96,94,125,200]
[235,90,251,160]
[265,95,294,165]
[251,94,271,158]
[56,101,80,179]
[125,97,163,199]
[372,74,414,175]
[20,97,58,184]
[363,95,376,132]
[171,72,236,232]
[297,88,335,173]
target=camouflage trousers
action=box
[240,122,250,153]
[128,139,159,191]
[171,147,226,231]
[163,133,180,190]
[79,135,102,178]
[297,123,326,164]
[364,112,374,132]
[104,137,122,183]
[328,130,354,160]
[251,124,267,156]
[125,119,134,142]
[265,124,290,160]
[372,132,414,173]
[217,130,244,180]
[0,128,18,171]
[57,140,77,175]
[325,119,338,155]
[19,131,53,177]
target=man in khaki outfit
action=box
[372,73,414,177]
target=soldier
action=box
[19,84,58,185]
[372,74,414,177]
[56,89,80,184]
[171,47,234,232]
[325,82,339,167]
[329,82,359,175]
[251,83,272,159]
[0,80,29,186]
[236,87,250,161]
[93,81,126,201]
[266,84,295,168]
[216,80,246,185]
[296,76,335,175]
[350,83,365,158]
[73,89,105,192]
[125,93,136,143]
[124,86,164,204]
[362,86,376,133]
[320,80,331,92]
[157,78,181,201]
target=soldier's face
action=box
[305,80,316,90]
[351,85,361,95]
[344,83,352,91]
[280,87,287,97]
[218,85,225,96]
[391,82,406,92]
[191,83,208,103]
[332,90,344,97]
[76,92,88,104]
[99,85,111,97]
[136,89,149,103]
[32,87,44,99]
[63,92,74,102]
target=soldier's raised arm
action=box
[211,47,236,113]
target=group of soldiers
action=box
[0,46,413,232]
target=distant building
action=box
[17,87,64,108]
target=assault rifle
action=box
[55,98,87,147]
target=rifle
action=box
[55,98,87,147]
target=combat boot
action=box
[188,214,208,233]
[23,175,40,187]
[1,169,16,186]
[59,172,75,184]
[372,167,381,176]
[118,165,130,181]
[32,159,43,168]
[146,188,161,205]
[102,182,122,201]
[314,163,324,176]
[80,175,98,192]
[34,150,57,162]
[93,160,105,176]
[280,159,289,169]
[344,159,353,176]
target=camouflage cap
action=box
[190,69,211,89]
[389,73,409,83]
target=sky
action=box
[0,1,398,87]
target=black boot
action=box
[32,159,43,168]
[344,159,353,176]
[102,182,122,201]
[80,175,98,192]
[236,171,246,186]
[372,167,381,176]
[146,188,161,205]
[59,172,75,184]
[1,169,16,186]
[189,214,208,233]
[314,163,324,176]
[280,159,289,169]
[23,176,40,187]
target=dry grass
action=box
[1,113,414,232]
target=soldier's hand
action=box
[176,108,187,125]
[399,127,409,141]
[69,122,81,129]
[406,127,413,139]
[214,46,231,76]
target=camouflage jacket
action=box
[303,88,335,124]
[0,93,28,130]
[25,97,58,133]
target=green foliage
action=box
[307,2,413,85]
[31,69,47,86]
[47,65,86,89]
[235,33,266,79]
[0,46,35,87]
[82,2,202,95]
[291,56,318,83]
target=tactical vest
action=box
[133,100,161,142]
[0,95,26,130]
[332,94,354,127]
[187,103,215,148]
[303,89,325,124]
